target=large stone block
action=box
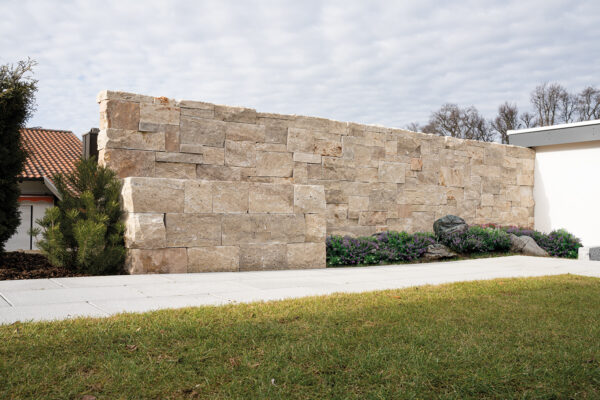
[127,248,187,274]
[287,243,326,269]
[239,244,287,271]
[294,185,326,214]
[99,148,155,178]
[305,214,326,242]
[139,103,180,126]
[226,123,266,142]
[438,166,464,187]
[197,165,242,181]
[154,162,196,179]
[180,116,226,147]
[212,181,249,213]
[188,246,239,272]
[378,161,406,183]
[121,177,184,213]
[313,140,342,157]
[225,140,256,167]
[358,211,387,226]
[100,100,140,130]
[222,214,305,245]
[293,152,321,164]
[156,152,204,164]
[287,128,314,153]
[184,181,212,213]
[256,151,293,177]
[214,105,257,123]
[123,213,166,249]
[97,128,165,151]
[165,213,221,247]
[249,183,294,213]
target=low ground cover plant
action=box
[502,226,582,258]
[440,225,512,254]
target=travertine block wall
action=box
[97,90,535,273]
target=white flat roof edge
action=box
[508,119,600,135]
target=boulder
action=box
[433,215,468,238]
[509,234,548,257]
[423,244,457,260]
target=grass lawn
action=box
[2,275,600,399]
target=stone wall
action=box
[97,90,535,273]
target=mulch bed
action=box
[0,252,88,280]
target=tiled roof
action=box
[19,128,82,180]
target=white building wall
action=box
[534,140,600,246]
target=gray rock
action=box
[433,215,468,238]
[590,247,600,261]
[423,244,457,260]
[509,234,549,257]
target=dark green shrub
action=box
[326,236,380,266]
[33,157,125,275]
[440,226,511,254]
[373,231,436,262]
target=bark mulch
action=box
[0,252,88,280]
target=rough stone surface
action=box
[99,148,155,178]
[127,248,187,274]
[97,128,165,151]
[287,243,326,269]
[509,234,549,257]
[423,244,457,260]
[239,244,287,271]
[590,247,600,261]
[433,215,469,238]
[121,177,184,213]
[188,246,239,272]
[123,213,166,249]
[294,185,326,214]
[249,183,293,214]
[166,214,221,247]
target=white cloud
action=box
[2,0,599,136]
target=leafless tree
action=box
[559,91,577,124]
[405,122,421,132]
[519,112,537,128]
[423,103,495,142]
[576,86,600,121]
[491,102,520,144]
[530,82,567,126]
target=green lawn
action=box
[2,275,600,399]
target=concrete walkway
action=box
[0,256,598,324]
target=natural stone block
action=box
[121,177,184,213]
[180,116,225,147]
[184,181,212,213]
[99,148,155,178]
[348,196,369,212]
[226,123,265,142]
[358,211,386,226]
[410,158,423,171]
[260,119,288,144]
[188,246,239,272]
[239,244,287,271]
[256,151,293,177]
[322,157,356,181]
[481,193,494,207]
[293,162,308,184]
[180,104,214,119]
[438,166,464,187]
[212,181,249,213]
[355,167,378,183]
[124,213,166,249]
[156,152,204,164]
[214,105,257,123]
[287,128,314,153]
[249,183,294,213]
[101,100,140,130]
[197,165,242,181]
[97,128,165,151]
[222,214,305,245]
[294,185,326,214]
[97,90,154,104]
[165,127,180,152]
[313,140,342,157]
[305,214,326,242]
[378,161,406,183]
[517,173,534,186]
[127,248,187,274]
[155,162,196,179]
[165,214,221,247]
[256,143,287,152]
[225,140,256,167]
[306,164,322,180]
[287,243,325,269]
[139,103,180,127]
[327,204,348,226]
[293,152,321,164]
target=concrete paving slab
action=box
[0,278,63,292]
[2,286,147,307]
[51,274,172,288]
[91,295,229,314]
[0,302,107,324]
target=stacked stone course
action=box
[97,90,535,273]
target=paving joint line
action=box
[0,293,14,307]
[49,278,66,288]
[86,301,110,316]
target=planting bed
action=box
[0,252,87,280]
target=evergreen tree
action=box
[0,59,37,253]
[34,157,126,275]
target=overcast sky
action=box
[3,0,600,136]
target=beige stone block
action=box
[180,116,226,147]
[123,213,166,249]
[438,166,464,187]
[225,140,256,167]
[155,162,196,179]
[506,145,535,159]
[197,164,242,181]
[165,127,180,152]
[322,157,356,181]
[239,244,287,271]
[259,118,288,144]
[355,167,378,183]
[294,185,326,214]
[249,183,294,213]
[97,128,165,151]
[483,146,505,165]
[327,204,348,226]
[287,128,314,153]
[97,90,154,104]
[177,99,214,110]
[358,211,386,226]
[482,176,502,194]
[222,214,305,245]
[99,148,155,178]
[305,214,326,243]
[139,103,179,126]
[121,177,184,213]
[166,213,221,247]
[369,187,397,211]
[226,123,265,142]
[313,140,342,157]
[410,158,423,171]
[214,105,257,123]
[180,144,225,165]
[325,189,346,204]
[348,196,369,212]
[293,152,321,164]
[481,193,495,207]
[188,246,239,272]
[397,204,412,219]
[287,243,325,269]
[256,143,288,152]
[127,248,187,274]
[184,181,212,213]
[385,140,398,158]
[101,100,140,131]
[212,181,249,213]
[378,161,406,183]
[519,186,535,207]
[517,173,534,186]
[180,106,214,120]
[293,162,308,184]
[400,189,425,205]
[410,211,435,232]
[256,151,293,177]
[306,163,322,180]
[156,152,203,164]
